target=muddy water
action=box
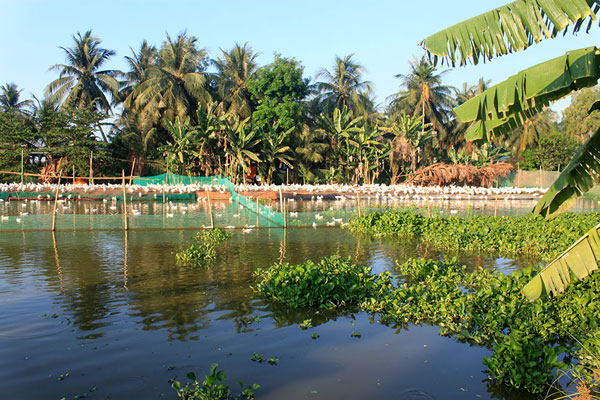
[0,219,548,400]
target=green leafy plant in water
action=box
[349,211,600,261]
[171,363,259,400]
[252,255,393,308]
[176,228,231,268]
[267,357,279,365]
[250,353,265,363]
[361,257,600,393]
[299,319,313,330]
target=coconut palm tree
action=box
[125,32,209,136]
[0,83,32,115]
[119,40,158,105]
[388,56,454,148]
[212,43,259,119]
[315,54,374,116]
[45,30,121,140]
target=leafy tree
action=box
[213,43,258,119]
[248,54,310,131]
[561,87,600,143]
[315,54,374,116]
[224,116,260,183]
[520,131,580,171]
[45,30,120,141]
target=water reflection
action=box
[0,227,564,399]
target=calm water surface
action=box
[2,198,592,399]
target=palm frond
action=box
[420,0,599,66]
[455,46,600,142]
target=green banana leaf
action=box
[420,0,599,67]
[532,124,600,217]
[454,46,600,142]
[522,222,600,300]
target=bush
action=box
[176,228,231,267]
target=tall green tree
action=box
[213,43,258,119]
[45,30,120,141]
[125,32,209,139]
[315,54,374,116]
[248,54,309,131]
[561,87,600,143]
[387,56,454,148]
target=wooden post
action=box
[129,158,136,185]
[72,165,75,184]
[286,168,289,185]
[206,188,214,228]
[539,165,543,188]
[89,151,94,185]
[279,187,286,228]
[20,148,24,184]
[122,170,128,231]
[256,197,259,227]
[517,163,521,188]
[162,183,166,213]
[51,171,62,232]
[357,195,362,218]
[427,194,431,218]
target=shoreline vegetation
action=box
[252,251,600,396]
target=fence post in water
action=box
[122,170,128,231]
[279,188,286,228]
[357,195,362,218]
[206,188,214,229]
[89,152,94,185]
[20,148,24,184]
[129,158,136,185]
[72,165,75,184]
[539,165,543,188]
[51,171,62,232]
[427,194,431,218]
[256,197,259,227]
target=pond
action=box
[0,198,597,400]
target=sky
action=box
[2,0,599,116]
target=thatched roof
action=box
[406,162,513,187]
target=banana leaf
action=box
[532,124,600,217]
[454,46,600,142]
[420,0,599,67]
[522,222,600,300]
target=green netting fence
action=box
[133,173,285,227]
[133,173,222,186]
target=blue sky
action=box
[2,0,598,114]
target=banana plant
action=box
[260,124,294,184]
[224,116,260,184]
[522,222,600,301]
[419,0,600,217]
[162,116,199,174]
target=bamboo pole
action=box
[122,170,128,231]
[89,152,94,185]
[279,187,286,228]
[129,158,136,185]
[517,163,521,188]
[539,165,543,188]
[357,194,362,218]
[51,171,62,232]
[72,165,75,184]
[162,183,166,213]
[427,194,431,218]
[256,197,259,227]
[206,188,214,228]
[20,148,24,184]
